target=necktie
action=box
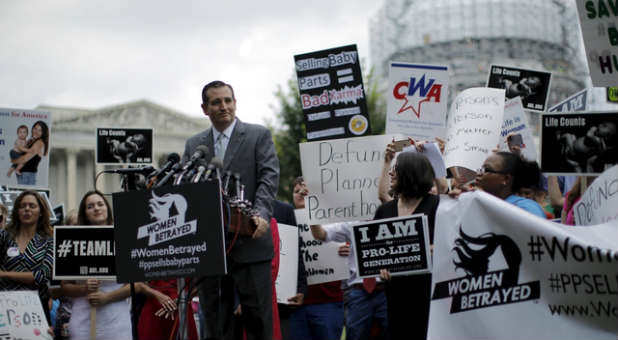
[362,277,377,294]
[214,133,225,160]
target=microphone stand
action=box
[121,173,140,340]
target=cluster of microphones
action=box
[104,145,259,231]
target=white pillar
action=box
[66,148,78,211]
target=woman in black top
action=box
[374,151,439,340]
[11,120,49,186]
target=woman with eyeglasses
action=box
[474,152,546,218]
[0,191,53,321]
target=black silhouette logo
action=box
[432,227,540,313]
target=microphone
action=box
[223,171,232,194]
[104,166,155,174]
[148,152,181,180]
[234,173,242,199]
[182,145,209,172]
[204,157,223,181]
[191,160,209,183]
[154,162,182,188]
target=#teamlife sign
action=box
[540,112,618,175]
[294,44,371,141]
[53,226,116,280]
[576,0,618,87]
[112,181,226,282]
[486,65,552,112]
[351,214,432,278]
[0,291,51,340]
[385,62,449,140]
[96,127,153,164]
[548,88,588,112]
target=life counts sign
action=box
[294,44,370,141]
[53,226,116,280]
[351,214,431,278]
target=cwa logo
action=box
[136,191,198,246]
[393,75,443,118]
[431,227,540,313]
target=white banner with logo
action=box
[574,165,618,226]
[295,209,349,285]
[443,88,505,171]
[429,191,618,339]
[385,62,449,140]
[0,290,51,340]
[275,223,299,304]
[576,1,618,87]
[299,134,395,224]
[499,97,538,162]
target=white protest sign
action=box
[574,165,618,226]
[429,191,618,339]
[299,134,395,224]
[402,142,447,178]
[499,97,538,162]
[295,209,349,285]
[386,62,449,140]
[443,88,505,171]
[0,290,52,340]
[576,1,618,87]
[275,223,299,304]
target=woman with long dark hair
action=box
[60,190,132,339]
[0,191,53,320]
[11,120,49,185]
[375,152,440,340]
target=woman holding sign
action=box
[375,152,439,340]
[0,190,53,321]
[60,191,132,340]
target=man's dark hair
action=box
[201,80,235,104]
[393,152,435,199]
[292,176,304,188]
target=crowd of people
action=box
[0,80,609,340]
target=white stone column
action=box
[66,148,78,211]
[95,163,106,193]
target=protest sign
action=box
[608,87,618,103]
[351,214,431,278]
[499,97,538,162]
[574,165,618,226]
[576,1,618,87]
[443,88,505,171]
[295,209,349,285]
[0,290,51,340]
[386,62,449,140]
[541,112,618,175]
[299,134,395,224]
[275,223,299,304]
[96,127,153,164]
[53,226,116,280]
[428,191,617,339]
[112,181,226,282]
[487,65,552,112]
[0,108,52,189]
[548,89,588,112]
[294,44,370,140]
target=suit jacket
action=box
[183,119,279,263]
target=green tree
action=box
[270,67,386,202]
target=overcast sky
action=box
[0,1,383,125]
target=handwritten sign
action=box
[295,209,349,285]
[443,88,505,171]
[299,134,395,224]
[574,165,618,226]
[576,1,618,87]
[275,223,299,303]
[386,62,449,140]
[0,291,51,340]
[499,97,538,162]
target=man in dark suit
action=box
[183,80,279,339]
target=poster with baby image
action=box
[96,127,153,164]
[0,108,52,189]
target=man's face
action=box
[202,86,236,131]
[293,183,308,209]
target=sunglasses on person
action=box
[477,166,507,175]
